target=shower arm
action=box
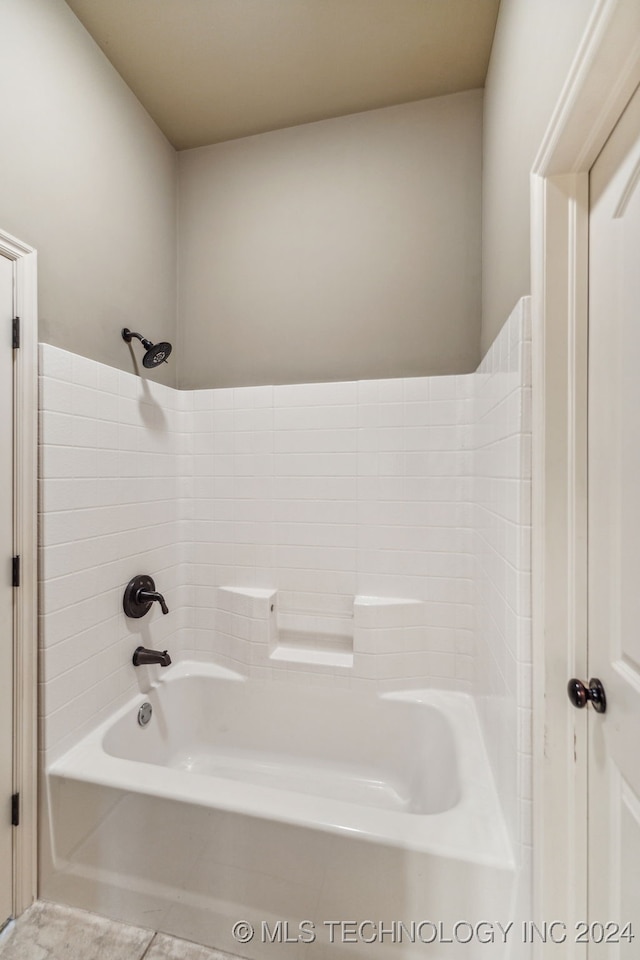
[122,328,153,350]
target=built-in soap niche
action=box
[216,587,427,671]
[271,609,354,668]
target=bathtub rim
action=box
[47,659,515,872]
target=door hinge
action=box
[12,556,20,587]
[12,316,20,349]
[11,793,19,827]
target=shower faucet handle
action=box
[137,589,169,615]
[123,575,169,618]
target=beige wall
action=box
[2,0,600,385]
[481,0,598,351]
[177,91,482,389]
[0,0,177,384]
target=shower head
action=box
[122,328,172,368]
[141,341,172,368]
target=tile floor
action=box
[0,902,244,960]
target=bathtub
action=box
[42,661,515,958]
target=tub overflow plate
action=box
[137,702,153,726]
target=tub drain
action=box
[137,702,152,726]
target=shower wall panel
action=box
[38,296,531,865]
[183,375,475,689]
[38,346,188,764]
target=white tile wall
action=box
[38,298,531,876]
[471,298,532,894]
[182,375,475,689]
[38,346,188,763]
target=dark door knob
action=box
[567,677,606,713]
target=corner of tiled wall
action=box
[471,296,532,901]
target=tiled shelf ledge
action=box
[273,610,353,666]
[269,644,354,668]
[216,586,442,669]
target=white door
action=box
[588,84,640,955]
[0,253,14,926]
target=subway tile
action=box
[429,375,458,401]
[357,380,380,403]
[274,381,357,407]
[274,544,357,573]
[403,401,431,426]
[276,522,357,548]
[376,379,404,403]
[40,344,73,381]
[403,377,430,402]
[211,409,234,432]
[274,452,357,477]
[274,428,357,454]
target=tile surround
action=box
[38,297,531,879]
[38,347,189,764]
[184,366,475,687]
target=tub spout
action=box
[132,646,172,667]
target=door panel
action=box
[588,84,640,956]
[620,783,640,925]
[0,254,14,925]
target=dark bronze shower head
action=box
[122,328,172,367]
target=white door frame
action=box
[0,229,38,916]
[531,0,640,953]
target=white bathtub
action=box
[42,661,515,958]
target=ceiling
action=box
[65,0,500,151]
